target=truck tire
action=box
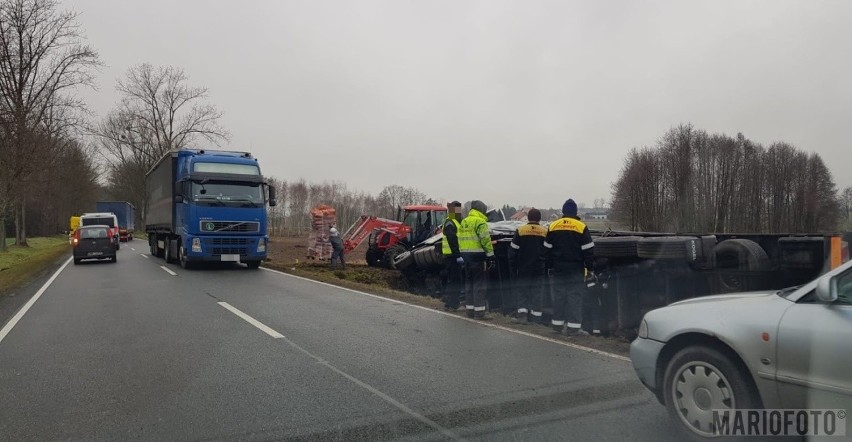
[412,244,442,268]
[150,237,159,257]
[163,237,174,264]
[636,236,695,260]
[246,261,261,269]
[392,251,415,270]
[594,236,642,258]
[714,239,770,292]
[179,244,194,270]
[383,245,407,269]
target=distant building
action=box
[580,208,611,220]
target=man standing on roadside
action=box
[545,199,594,335]
[440,201,464,310]
[508,208,547,324]
[329,224,345,269]
[458,200,495,319]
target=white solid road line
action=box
[130,247,136,251]
[0,257,72,345]
[140,254,149,259]
[261,267,630,362]
[217,302,284,338]
[159,266,177,276]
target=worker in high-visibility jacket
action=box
[544,199,595,335]
[508,208,547,325]
[458,200,495,319]
[440,201,464,310]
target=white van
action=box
[80,212,120,250]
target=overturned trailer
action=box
[393,221,851,334]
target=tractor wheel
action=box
[366,248,381,267]
[383,245,407,269]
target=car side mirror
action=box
[816,277,838,303]
[268,185,277,207]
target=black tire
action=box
[163,238,174,264]
[365,248,381,267]
[111,255,117,263]
[663,345,760,440]
[150,238,158,257]
[392,251,415,270]
[637,236,696,260]
[246,260,261,269]
[73,258,80,265]
[594,236,642,258]
[714,239,770,292]
[179,244,193,270]
[383,244,407,269]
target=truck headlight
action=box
[638,319,649,339]
[257,238,266,253]
[191,237,202,253]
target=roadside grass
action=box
[0,236,69,296]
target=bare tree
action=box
[96,64,228,225]
[842,186,852,230]
[0,0,99,247]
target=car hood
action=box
[668,290,778,306]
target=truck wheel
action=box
[663,345,759,440]
[714,239,770,292]
[246,261,261,269]
[594,236,642,258]
[150,239,158,257]
[179,245,193,270]
[164,238,174,263]
[383,245,407,269]
[392,251,415,270]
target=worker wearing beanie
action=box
[457,200,495,319]
[508,208,548,324]
[545,199,595,335]
[440,201,464,310]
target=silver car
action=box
[631,259,852,439]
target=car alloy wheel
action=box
[671,361,734,437]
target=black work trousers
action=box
[464,258,487,315]
[442,256,463,309]
[514,265,545,318]
[549,262,585,329]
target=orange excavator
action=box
[341,205,447,268]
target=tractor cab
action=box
[398,205,447,245]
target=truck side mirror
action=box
[816,277,838,303]
[268,185,277,207]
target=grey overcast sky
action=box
[71,0,851,209]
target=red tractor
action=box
[340,205,447,268]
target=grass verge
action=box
[262,261,631,357]
[0,236,69,296]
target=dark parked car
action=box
[72,225,118,264]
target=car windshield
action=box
[191,182,263,207]
[79,228,109,239]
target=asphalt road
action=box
[0,239,682,441]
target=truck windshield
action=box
[191,182,263,207]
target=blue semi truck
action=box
[145,149,277,269]
[95,201,135,242]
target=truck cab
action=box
[146,149,276,269]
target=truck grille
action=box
[207,238,251,245]
[200,221,260,233]
[211,247,248,256]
